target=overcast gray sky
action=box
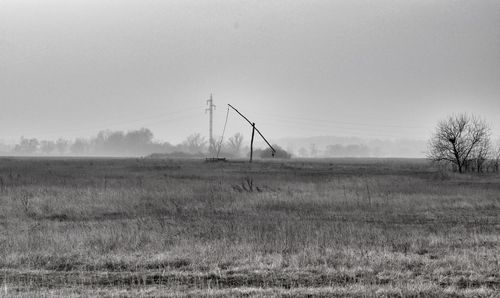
[1,0,499,144]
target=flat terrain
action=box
[0,157,499,297]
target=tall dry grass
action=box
[0,158,498,296]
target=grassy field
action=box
[0,157,499,297]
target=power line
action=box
[6,106,204,139]
[256,120,430,139]
[216,106,230,158]
[254,116,431,136]
[253,112,433,130]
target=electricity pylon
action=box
[205,94,216,155]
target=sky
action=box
[1,0,499,146]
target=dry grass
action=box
[0,157,499,297]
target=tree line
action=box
[3,129,249,158]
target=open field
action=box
[0,157,499,297]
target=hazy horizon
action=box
[1,0,499,146]
[0,126,451,158]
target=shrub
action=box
[257,145,291,159]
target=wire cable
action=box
[9,106,204,139]
[216,105,230,158]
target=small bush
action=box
[256,145,291,159]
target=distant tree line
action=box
[1,129,270,158]
[11,128,172,157]
[296,143,377,158]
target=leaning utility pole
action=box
[228,104,275,162]
[205,94,216,154]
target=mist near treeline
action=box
[0,128,429,158]
[0,129,247,158]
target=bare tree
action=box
[470,137,490,173]
[298,147,308,157]
[309,143,318,157]
[14,137,39,155]
[56,138,69,155]
[208,137,219,157]
[493,141,500,173]
[70,138,90,155]
[40,140,56,155]
[226,133,244,156]
[182,133,207,154]
[428,113,490,173]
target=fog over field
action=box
[1,1,500,296]
[1,0,499,151]
[0,129,427,158]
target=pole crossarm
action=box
[227,104,276,154]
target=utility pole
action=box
[205,94,216,155]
